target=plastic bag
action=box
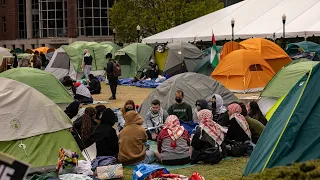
[75,160,93,176]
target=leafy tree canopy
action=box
[110,0,224,43]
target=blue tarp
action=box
[118,78,164,88]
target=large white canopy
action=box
[142,0,320,44]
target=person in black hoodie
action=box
[91,108,119,157]
[64,100,82,119]
[88,74,101,94]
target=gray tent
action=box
[139,72,238,119]
[163,42,203,77]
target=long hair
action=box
[81,107,96,142]
[248,101,263,117]
[121,100,135,115]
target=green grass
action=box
[122,157,248,180]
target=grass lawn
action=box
[122,157,248,180]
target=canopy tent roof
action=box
[143,0,320,44]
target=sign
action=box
[0,152,29,180]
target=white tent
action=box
[143,0,320,44]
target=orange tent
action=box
[26,47,55,54]
[240,38,291,72]
[220,41,245,61]
[211,49,275,93]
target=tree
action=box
[110,0,224,43]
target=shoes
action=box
[109,96,116,100]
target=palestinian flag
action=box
[210,32,219,67]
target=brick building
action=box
[0,0,115,49]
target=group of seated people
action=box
[62,74,101,104]
[64,89,268,166]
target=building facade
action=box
[0,0,114,50]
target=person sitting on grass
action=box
[192,99,209,123]
[247,101,268,126]
[191,109,226,164]
[94,105,107,124]
[211,94,229,127]
[168,90,193,122]
[64,100,82,120]
[63,79,93,104]
[143,99,169,141]
[118,111,155,165]
[88,74,101,94]
[226,103,251,143]
[237,102,265,144]
[155,115,191,165]
[91,108,119,158]
[72,107,97,150]
[117,100,136,132]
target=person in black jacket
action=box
[106,53,118,100]
[211,94,229,127]
[10,50,18,68]
[88,74,101,94]
[91,108,119,157]
[64,100,82,119]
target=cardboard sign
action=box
[0,152,29,180]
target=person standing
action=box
[106,53,119,100]
[82,49,93,80]
[10,50,18,68]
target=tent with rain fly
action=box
[0,47,14,72]
[220,41,246,60]
[244,63,320,176]
[258,60,318,115]
[212,49,275,93]
[13,48,24,54]
[240,38,292,72]
[163,41,203,77]
[115,43,153,78]
[290,52,320,61]
[286,41,320,57]
[139,72,238,119]
[0,77,81,168]
[45,41,115,80]
[0,68,74,110]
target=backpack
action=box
[113,61,121,77]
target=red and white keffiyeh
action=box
[197,109,225,145]
[163,115,185,141]
[228,103,252,139]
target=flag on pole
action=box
[210,31,219,67]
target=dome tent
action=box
[244,63,320,176]
[0,77,81,167]
[139,72,238,119]
[0,68,74,110]
[163,42,203,77]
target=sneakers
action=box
[109,96,116,100]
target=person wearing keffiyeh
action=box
[191,109,226,164]
[226,103,251,142]
[155,115,191,165]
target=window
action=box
[1,0,5,7]
[21,44,25,50]
[2,17,6,33]
[12,45,15,49]
[3,45,6,48]
[249,64,263,71]
[31,44,35,49]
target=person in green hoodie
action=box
[168,90,193,122]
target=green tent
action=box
[260,60,318,98]
[13,48,24,54]
[62,41,114,72]
[244,63,320,176]
[0,68,73,109]
[195,46,222,76]
[286,41,320,56]
[0,77,81,167]
[100,41,121,52]
[115,43,153,78]
[17,53,32,59]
